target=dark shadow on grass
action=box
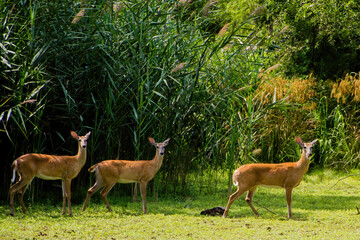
[3,190,359,220]
[63,191,360,220]
[253,192,360,211]
[221,191,360,220]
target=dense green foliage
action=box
[217,0,360,79]
[1,0,360,203]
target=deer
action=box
[222,136,318,219]
[82,137,170,213]
[9,131,91,216]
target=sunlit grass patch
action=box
[1,170,360,239]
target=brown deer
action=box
[82,137,170,213]
[223,136,318,218]
[9,131,91,216]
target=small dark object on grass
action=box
[201,207,225,216]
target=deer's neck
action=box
[296,151,310,173]
[76,145,87,166]
[152,151,164,172]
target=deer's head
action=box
[71,131,91,149]
[296,136,318,159]
[149,137,170,156]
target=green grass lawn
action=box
[1,170,360,239]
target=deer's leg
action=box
[61,180,69,215]
[139,181,148,213]
[9,187,16,216]
[285,187,293,219]
[100,183,116,212]
[17,184,29,214]
[82,181,103,212]
[223,186,246,218]
[245,186,259,216]
[9,178,31,216]
[63,179,72,216]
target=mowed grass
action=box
[1,170,360,239]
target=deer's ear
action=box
[295,136,304,147]
[311,139,318,145]
[85,131,91,139]
[71,131,79,139]
[163,138,170,146]
[148,137,156,146]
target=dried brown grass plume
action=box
[331,73,360,103]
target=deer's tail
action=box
[88,164,98,173]
[233,169,239,186]
[11,161,18,184]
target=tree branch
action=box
[329,174,360,190]
[253,201,282,217]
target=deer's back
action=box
[16,153,78,179]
